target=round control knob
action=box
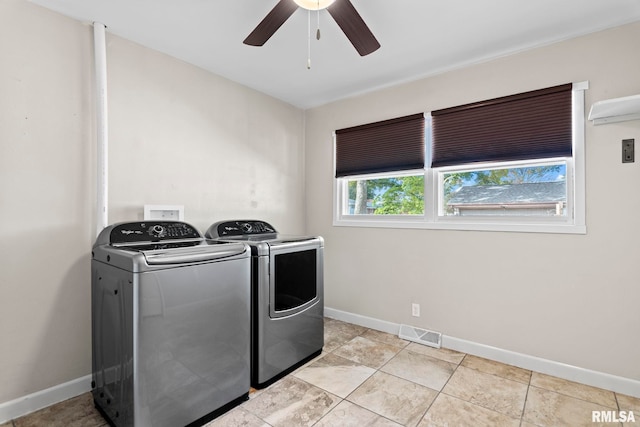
[151,225,165,237]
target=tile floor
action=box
[3,318,639,427]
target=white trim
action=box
[93,22,109,238]
[325,307,400,334]
[333,217,587,234]
[324,307,640,398]
[572,83,587,228]
[332,132,340,226]
[0,375,92,424]
[443,336,640,399]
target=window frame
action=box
[333,81,587,234]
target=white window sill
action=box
[333,216,586,234]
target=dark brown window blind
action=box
[335,113,425,177]
[431,83,573,168]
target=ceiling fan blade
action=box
[243,0,299,46]
[327,0,380,56]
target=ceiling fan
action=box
[243,0,380,56]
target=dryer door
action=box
[268,240,323,318]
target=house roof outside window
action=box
[447,181,566,216]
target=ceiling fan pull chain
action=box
[316,1,321,40]
[307,9,312,69]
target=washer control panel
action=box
[110,221,201,244]
[212,220,276,237]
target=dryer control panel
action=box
[209,220,276,237]
[109,221,201,244]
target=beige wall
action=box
[0,0,304,403]
[305,22,640,381]
[106,36,306,231]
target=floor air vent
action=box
[399,324,442,348]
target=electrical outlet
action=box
[411,303,420,317]
[623,139,635,163]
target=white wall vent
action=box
[399,324,442,348]
[588,94,640,125]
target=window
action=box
[439,159,568,217]
[334,113,426,219]
[334,82,587,233]
[342,172,425,215]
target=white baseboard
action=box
[0,374,92,424]
[324,307,640,399]
[325,307,400,335]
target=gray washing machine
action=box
[91,221,250,427]
[205,220,324,388]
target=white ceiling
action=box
[29,0,640,109]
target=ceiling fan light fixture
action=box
[244,0,380,56]
[293,0,336,10]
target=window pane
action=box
[442,163,567,217]
[346,175,425,215]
